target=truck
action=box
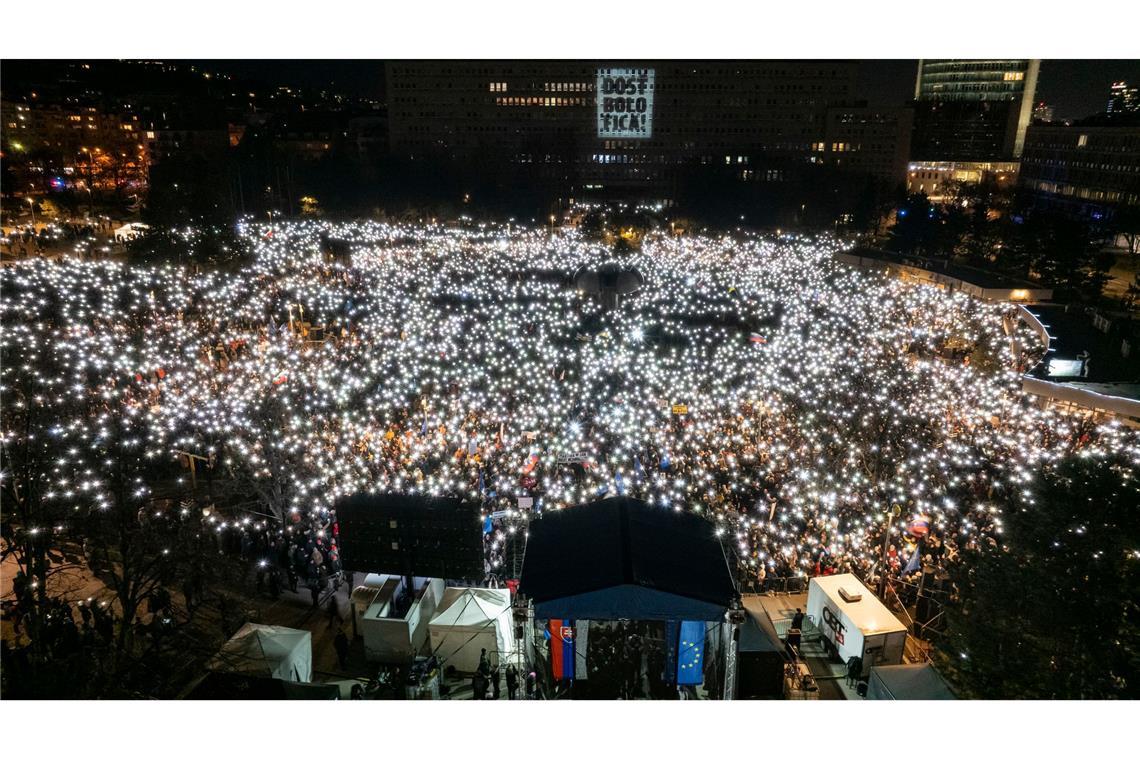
[806,574,907,678]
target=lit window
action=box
[1077,134,1088,148]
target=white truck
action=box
[806,574,907,678]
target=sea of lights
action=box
[3,220,1137,580]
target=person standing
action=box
[477,648,490,678]
[490,663,501,700]
[269,568,282,600]
[505,664,519,700]
[472,670,487,701]
[327,595,341,629]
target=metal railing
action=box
[740,576,809,595]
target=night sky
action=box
[211,59,1140,120]
[5,59,1136,121]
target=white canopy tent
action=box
[112,222,150,242]
[208,623,313,683]
[428,587,515,672]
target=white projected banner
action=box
[1048,358,1084,377]
[597,68,655,139]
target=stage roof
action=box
[518,497,738,621]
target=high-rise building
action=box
[911,59,1040,161]
[1108,81,1139,115]
[385,61,910,203]
[907,59,1039,199]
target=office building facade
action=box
[911,59,1040,161]
[1108,81,1139,116]
[386,61,910,201]
[908,60,1039,197]
[1018,121,1140,224]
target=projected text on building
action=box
[597,68,654,139]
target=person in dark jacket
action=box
[477,648,491,676]
[472,671,487,700]
[505,664,519,700]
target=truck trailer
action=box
[806,574,907,678]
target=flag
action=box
[676,621,706,685]
[749,333,767,344]
[483,516,493,535]
[523,452,539,475]
[615,471,626,496]
[595,483,610,498]
[659,451,671,471]
[478,469,485,495]
[421,416,428,436]
[633,456,645,483]
[549,619,579,680]
[902,544,921,576]
[906,515,932,538]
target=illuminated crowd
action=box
[4,220,1138,587]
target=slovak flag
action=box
[548,619,588,681]
[523,452,539,475]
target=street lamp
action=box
[26,197,36,228]
[549,214,556,236]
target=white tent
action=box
[428,587,515,673]
[208,623,313,683]
[112,222,150,242]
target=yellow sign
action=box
[672,404,689,415]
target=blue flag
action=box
[615,471,626,496]
[483,516,493,535]
[677,621,706,685]
[633,456,645,483]
[659,451,671,471]
[902,544,921,576]
[478,469,485,495]
[421,416,428,436]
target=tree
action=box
[936,453,1140,698]
[1113,206,1140,258]
[1014,212,1112,302]
[1,317,91,664]
[886,193,962,257]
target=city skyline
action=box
[5,59,1139,121]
